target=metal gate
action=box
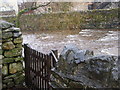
[24,44,57,89]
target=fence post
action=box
[51,50,58,68]
[51,50,58,59]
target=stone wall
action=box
[50,44,119,89]
[3,8,119,31]
[0,21,2,90]
[0,20,24,89]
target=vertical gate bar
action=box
[47,54,50,89]
[37,51,39,89]
[24,45,27,86]
[40,53,42,89]
[45,55,47,89]
[28,46,31,87]
[34,51,37,87]
[36,51,39,88]
[42,54,44,89]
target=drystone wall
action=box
[0,22,2,90]
[50,44,119,89]
[3,8,119,31]
[0,20,24,89]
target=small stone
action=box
[2,84,7,89]
[7,81,14,88]
[13,32,22,38]
[3,78,13,84]
[0,49,2,54]
[0,55,3,59]
[10,27,20,32]
[9,62,23,74]
[0,59,2,64]
[3,58,15,64]
[2,32,13,39]
[2,41,15,50]
[4,48,22,57]
[2,65,8,75]
[2,27,20,33]
[0,20,14,30]
[14,74,25,85]
[15,44,22,48]
[15,57,23,62]
[2,38,13,42]
[13,37,23,44]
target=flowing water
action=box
[22,29,118,56]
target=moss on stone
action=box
[9,62,23,74]
[2,64,8,75]
[4,48,22,58]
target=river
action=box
[22,29,118,56]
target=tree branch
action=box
[16,1,52,27]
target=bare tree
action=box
[16,0,52,27]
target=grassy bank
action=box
[2,8,119,31]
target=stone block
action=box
[2,27,20,33]
[7,81,14,88]
[2,38,13,43]
[3,78,13,84]
[0,59,2,64]
[2,84,7,89]
[3,58,14,64]
[0,20,14,30]
[2,64,8,75]
[15,57,23,62]
[0,49,2,54]
[9,62,23,74]
[10,27,20,32]
[2,32,13,39]
[15,44,22,48]
[0,55,4,59]
[13,31,22,38]
[4,48,22,57]
[2,41,15,50]
[13,37,23,44]
[14,74,25,85]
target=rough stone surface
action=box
[13,31,22,38]
[0,20,14,30]
[51,44,119,88]
[13,37,23,44]
[58,44,94,74]
[4,48,22,57]
[2,41,15,50]
[3,58,14,64]
[2,32,13,39]
[2,65,8,75]
[1,20,24,89]
[9,62,23,74]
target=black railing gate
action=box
[24,44,57,89]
